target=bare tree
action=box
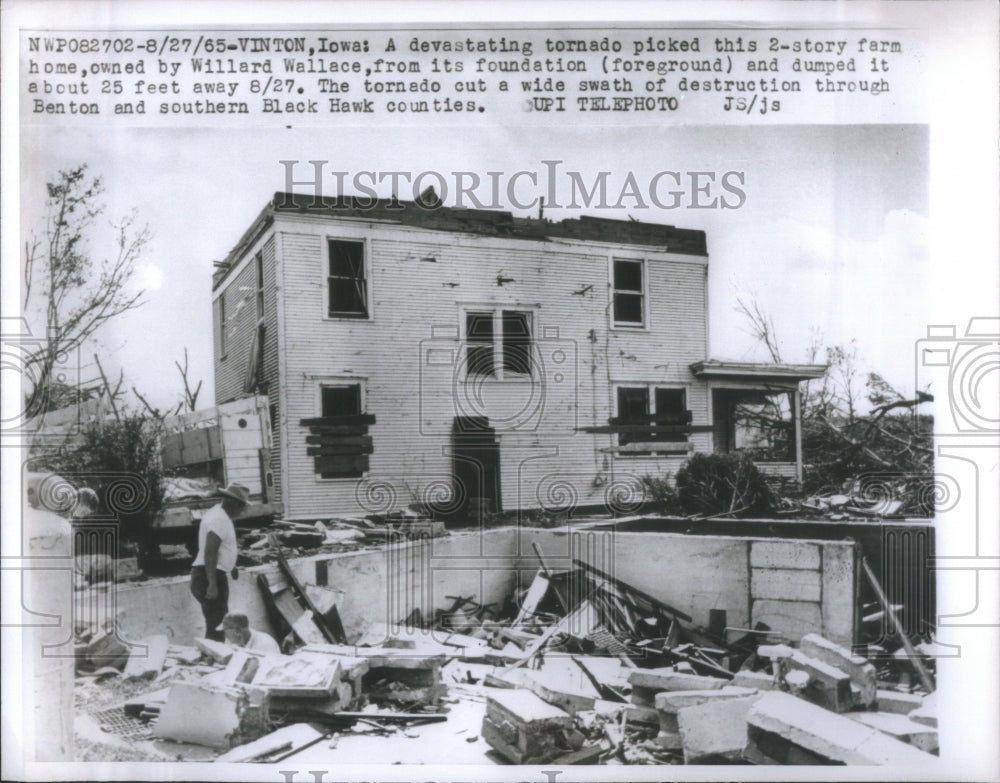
[174,348,203,413]
[23,165,151,419]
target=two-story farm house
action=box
[212,191,825,521]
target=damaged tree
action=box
[22,164,151,420]
[734,296,934,508]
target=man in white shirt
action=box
[189,483,248,641]
[222,612,282,655]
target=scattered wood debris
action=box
[73,541,939,765]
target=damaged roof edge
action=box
[690,360,829,382]
[213,191,708,291]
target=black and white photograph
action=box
[2,2,998,781]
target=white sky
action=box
[19,123,929,412]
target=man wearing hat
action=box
[189,483,249,641]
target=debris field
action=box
[73,538,939,765]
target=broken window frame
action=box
[325,238,369,319]
[461,306,535,381]
[255,250,265,320]
[314,379,367,480]
[611,257,647,328]
[613,383,689,454]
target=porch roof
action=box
[689,360,827,384]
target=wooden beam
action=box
[300,414,376,426]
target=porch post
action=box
[793,387,803,484]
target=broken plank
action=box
[300,414,376,427]
[214,723,324,762]
[313,455,369,475]
[572,558,692,622]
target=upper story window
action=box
[327,239,368,318]
[464,309,534,379]
[613,258,645,326]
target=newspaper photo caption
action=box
[22,28,923,125]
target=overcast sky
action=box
[20,123,928,412]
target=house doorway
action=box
[451,416,501,524]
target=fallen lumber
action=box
[214,723,325,762]
[572,558,692,622]
[195,637,236,664]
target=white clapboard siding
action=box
[216,213,712,520]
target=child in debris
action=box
[222,612,281,655]
[189,483,248,641]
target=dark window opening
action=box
[318,384,364,479]
[466,312,495,377]
[502,310,532,376]
[328,240,367,317]
[613,259,644,325]
[617,387,649,447]
[321,384,362,419]
[655,388,686,418]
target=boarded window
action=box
[328,240,367,317]
[317,384,365,479]
[466,312,495,377]
[613,259,644,325]
[501,311,532,376]
[617,386,649,446]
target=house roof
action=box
[689,360,828,383]
[213,190,708,289]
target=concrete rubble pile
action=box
[457,561,940,765]
[74,553,939,765]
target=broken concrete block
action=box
[195,637,236,664]
[731,670,779,691]
[483,689,577,764]
[153,682,269,748]
[908,691,937,728]
[876,688,924,715]
[251,652,340,697]
[849,711,939,754]
[623,704,661,725]
[519,670,597,715]
[123,635,169,680]
[628,668,727,694]
[745,692,932,764]
[678,695,760,763]
[654,686,759,733]
[799,633,877,706]
[786,650,852,712]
